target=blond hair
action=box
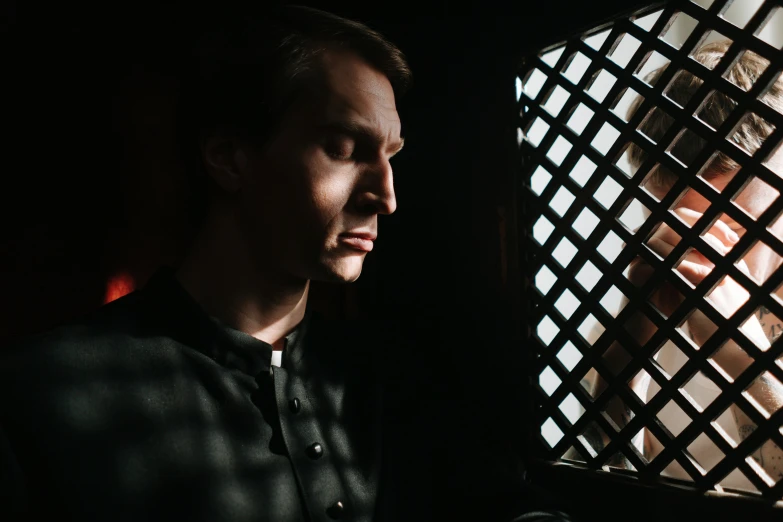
[626,40,783,188]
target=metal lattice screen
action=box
[518,0,783,501]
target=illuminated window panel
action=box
[518,0,783,502]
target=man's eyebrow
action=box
[319,121,405,154]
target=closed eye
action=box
[319,121,403,162]
[324,136,355,160]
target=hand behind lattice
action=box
[629,208,769,352]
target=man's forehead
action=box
[322,100,401,131]
[317,51,398,110]
[285,49,402,143]
[314,87,402,143]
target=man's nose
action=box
[357,160,397,215]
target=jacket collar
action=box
[142,266,311,378]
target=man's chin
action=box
[313,259,364,284]
[328,267,363,284]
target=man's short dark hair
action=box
[176,5,413,226]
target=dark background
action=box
[0,0,655,342]
[0,1,706,520]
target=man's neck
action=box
[175,208,309,350]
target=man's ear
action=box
[201,136,247,193]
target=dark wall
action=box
[2,1,655,520]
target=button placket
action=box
[273,367,350,522]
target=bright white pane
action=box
[722,0,763,29]
[541,417,564,448]
[591,122,621,156]
[610,33,642,68]
[524,68,548,99]
[557,341,583,372]
[599,285,627,318]
[612,88,643,121]
[594,176,623,209]
[661,12,698,49]
[586,69,617,102]
[535,265,558,295]
[570,156,597,187]
[634,10,663,31]
[635,51,670,81]
[618,199,650,231]
[575,260,602,292]
[566,103,594,135]
[539,365,562,395]
[596,229,624,263]
[543,84,571,116]
[578,314,605,345]
[572,207,600,239]
[559,393,585,424]
[550,186,576,217]
[690,0,714,9]
[526,117,550,147]
[758,7,783,49]
[547,136,573,166]
[584,29,611,50]
[552,237,578,268]
[537,316,560,346]
[533,215,556,245]
[541,47,565,69]
[554,288,580,319]
[563,52,592,85]
[530,166,553,195]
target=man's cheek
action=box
[311,183,350,223]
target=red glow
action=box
[103,271,136,304]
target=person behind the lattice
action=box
[576,40,783,487]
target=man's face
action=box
[237,50,402,283]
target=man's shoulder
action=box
[0,289,179,387]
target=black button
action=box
[326,501,344,519]
[289,397,301,414]
[306,443,323,460]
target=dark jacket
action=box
[0,268,419,522]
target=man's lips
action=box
[338,233,375,252]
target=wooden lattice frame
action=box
[519,0,783,501]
